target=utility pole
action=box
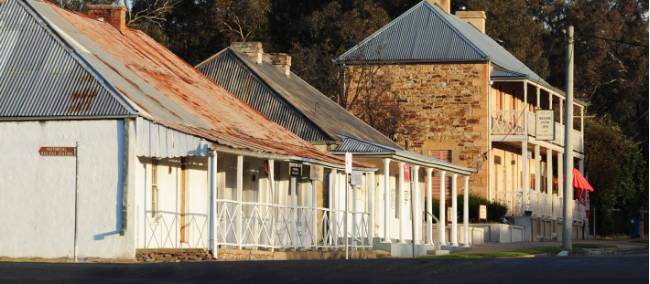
[563,25,575,251]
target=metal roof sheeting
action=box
[0,0,348,166]
[334,135,475,175]
[336,1,487,64]
[0,0,131,118]
[197,48,401,149]
[336,0,556,91]
[196,50,331,143]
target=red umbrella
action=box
[573,168,594,192]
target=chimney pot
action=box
[87,4,127,34]
[455,10,487,33]
[263,53,291,76]
[230,42,264,64]
[426,0,450,14]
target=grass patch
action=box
[422,246,563,260]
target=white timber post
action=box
[546,149,552,217]
[311,169,318,248]
[209,151,218,258]
[398,162,406,243]
[368,171,375,247]
[535,144,541,214]
[382,159,391,243]
[439,170,447,246]
[331,169,338,246]
[463,175,470,247]
[236,155,244,249]
[523,83,529,214]
[413,166,421,244]
[426,168,433,245]
[451,173,458,246]
[352,172,358,249]
[290,169,298,248]
[268,159,276,250]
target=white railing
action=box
[216,200,371,250]
[572,128,584,152]
[144,210,208,249]
[491,109,525,135]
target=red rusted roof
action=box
[34,1,354,166]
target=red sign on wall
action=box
[403,164,410,182]
[39,146,76,157]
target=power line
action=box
[577,34,648,49]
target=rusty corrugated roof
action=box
[197,48,401,148]
[7,0,350,166]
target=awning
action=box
[573,168,594,192]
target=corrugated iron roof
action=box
[196,49,331,143]
[335,0,556,92]
[334,135,475,175]
[1,0,348,165]
[335,1,487,64]
[197,48,401,149]
[0,0,133,118]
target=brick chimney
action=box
[86,4,127,34]
[230,42,263,64]
[263,53,291,76]
[426,0,450,14]
[456,11,486,33]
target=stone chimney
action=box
[456,11,486,33]
[230,42,263,64]
[426,0,450,14]
[86,4,127,34]
[263,53,291,76]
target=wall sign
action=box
[536,110,555,140]
[403,164,410,182]
[479,205,488,221]
[39,146,76,157]
[289,162,302,177]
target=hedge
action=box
[429,195,507,223]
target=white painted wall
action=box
[0,120,135,259]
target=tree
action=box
[213,0,271,42]
[584,118,647,235]
[531,0,649,153]
[288,0,391,111]
[343,63,418,142]
[128,0,176,44]
[460,0,550,79]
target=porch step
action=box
[136,248,215,262]
[427,249,450,256]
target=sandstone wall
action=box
[345,63,490,198]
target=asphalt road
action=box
[0,255,647,284]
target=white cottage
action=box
[0,0,374,261]
[197,44,478,257]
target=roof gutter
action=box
[211,145,377,172]
[330,151,475,176]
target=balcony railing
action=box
[491,109,584,153]
[491,109,525,135]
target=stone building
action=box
[336,0,589,241]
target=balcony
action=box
[491,109,584,153]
